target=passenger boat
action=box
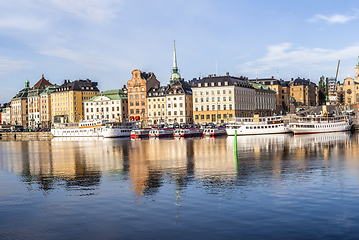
[288,114,352,135]
[203,127,227,137]
[102,122,138,138]
[149,128,175,138]
[51,119,107,137]
[51,120,137,138]
[130,128,151,139]
[226,115,291,136]
[173,128,203,137]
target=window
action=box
[168,111,171,116]
[201,115,204,119]
[130,102,134,106]
[206,115,210,119]
[195,115,199,120]
[130,109,134,113]
[141,94,144,98]
[206,105,210,111]
[195,98,198,103]
[136,101,139,106]
[223,90,226,94]
[135,94,139,99]
[141,101,145,106]
[136,109,140,113]
[217,114,221,119]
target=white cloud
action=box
[47,0,120,23]
[308,14,356,24]
[0,57,33,75]
[239,43,359,75]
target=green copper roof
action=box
[84,89,127,102]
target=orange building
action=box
[127,69,159,124]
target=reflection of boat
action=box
[149,128,175,138]
[203,127,227,137]
[130,129,151,139]
[226,116,291,135]
[173,128,203,137]
[102,122,138,138]
[289,131,351,148]
[288,115,352,135]
[228,133,292,151]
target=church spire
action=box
[170,40,181,85]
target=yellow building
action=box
[11,80,30,126]
[337,60,359,105]
[289,78,318,106]
[51,79,99,123]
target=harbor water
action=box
[1,132,359,239]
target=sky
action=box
[1,0,359,103]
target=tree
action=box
[318,75,327,104]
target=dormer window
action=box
[224,82,228,85]
[218,82,221,86]
[211,82,214,86]
[205,83,208,87]
[198,83,201,87]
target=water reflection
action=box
[0,132,358,198]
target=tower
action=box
[170,40,181,85]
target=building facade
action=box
[289,78,318,106]
[192,74,255,124]
[147,85,168,125]
[249,77,290,114]
[166,80,193,124]
[27,74,53,128]
[127,69,160,124]
[11,80,30,126]
[84,88,128,122]
[1,103,11,125]
[248,82,277,116]
[51,79,99,123]
[40,85,57,128]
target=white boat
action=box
[173,128,203,137]
[149,128,175,138]
[51,119,107,137]
[102,122,138,138]
[130,128,151,139]
[226,116,291,136]
[288,114,352,135]
[51,120,137,138]
[203,127,227,137]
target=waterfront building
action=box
[249,77,290,114]
[192,73,255,124]
[0,103,11,125]
[248,82,277,116]
[337,58,359,105]
[170,41,181,86]
[289,78,318,106]
[166,80,193,124]
[11,80,30,126]
[84,88,128,122]
[328,77,338,104]
[27,74,54,128]
[40,85,57,128]
[147,85,169,125]
[51,79,99,123]
[127,69,160,125]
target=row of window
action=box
[195,114,233,120]
[86,106,125,113]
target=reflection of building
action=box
[11,80,30,126]
[51,79,99,123]
[84,88,128,121]
[127,69,160,124]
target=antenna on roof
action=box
[216,59,217,76]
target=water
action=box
[1,133,359,239]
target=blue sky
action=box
[1,0,359,103]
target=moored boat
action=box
[130,128,151,139]
[173,128,203,137]
[102,122,138,138]
[288,114,352,135]
[149,128,175,138]
[203,127,227,137]
[51,119,107,137]
[226,115,291,136]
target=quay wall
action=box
[0,132,53,141]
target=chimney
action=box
[226,72,229,76]
[271,76,274,79]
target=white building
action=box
[84,89,128,122]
